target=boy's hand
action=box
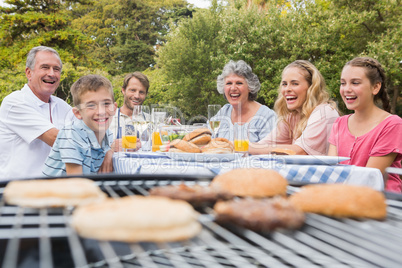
[111,139,123,152]
[98,150,114,173]
[110,139,141,152]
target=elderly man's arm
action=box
[38,128,59,147]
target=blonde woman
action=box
[249,60,339,155]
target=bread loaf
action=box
[183,128,211,143]
[3,178,107,208]
[289,184,387,219]
[169,139,201,153]
[202,138,234,153]
[210,168,287,197]
[71,196,202,242]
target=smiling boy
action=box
[43,75,117,176]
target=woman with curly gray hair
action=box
[211,60,276,142]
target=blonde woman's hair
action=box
[274,60,336,139]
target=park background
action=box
[0,0,400,122]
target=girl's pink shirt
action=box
[259,104,339,155]
[329,114,402,192]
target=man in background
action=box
[109,71,149,139]
[0,46,72,180]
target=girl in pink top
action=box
[328,57,402,192]
[250,60,339,155]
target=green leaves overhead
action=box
[154,0,401,117]
[0,0,400,117]
[72,0,191,75]
[0,0,191,103]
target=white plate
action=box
[253,155,350,165]
[166,152,243,162]
[386,167,402,175]
[125,152,169,159]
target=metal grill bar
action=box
[129,244,160,268]
[63,208,89,268]
[175,245,231,268]
[155,243,202,268]
[103,183,121,198]
[306,214,402,266]
[303,220,400,267]
[117,183,136,197]
[1,176,402,268]
[98,241,125,268]
[386,206,402,220]
[285,231,371,268]
[270,231,349,267]
[201,220,288,267]
[343,217,402,242]
[237,229,320,267]
[2,206,24,268]
[39,208,53,268]
[133,248,186,267]
[195,230,257,268]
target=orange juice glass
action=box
[234,123,249,153]
[152,131,163,152]
[234,139,249,152]
[122,135,137,150]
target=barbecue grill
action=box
[1,174,402,268]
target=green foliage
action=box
[0,0,400,117]
[157,5,225,118]
[58,64,112,104]
[0,0,96,66]
[71,0,190,75]
[366,25,402,115]
[0,0,99,103]
[0,63,26,101]
[155,0,401,118]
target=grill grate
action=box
[1,174,402,268]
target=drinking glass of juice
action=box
[122,123,137,152]
[234,123,249,153]
[151,108,166,152]
[152,130,163,152]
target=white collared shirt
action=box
[0,84,72,180]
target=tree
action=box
[0,0,98,102]
[0,0,96,67]
[366,26,401,115]
[71,0,192,75]
[154,0,401,118]
[331,0,402,114]
[156,0,225,118]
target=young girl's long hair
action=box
[343,57,390,112]
[274,60,336,139]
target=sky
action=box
[187,0,211,8]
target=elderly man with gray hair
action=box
[211,60,276,143]
[0,46,72,180]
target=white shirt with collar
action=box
[109,108,132,140]
[0,84,72,180]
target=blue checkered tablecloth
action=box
[112,152,384,191]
